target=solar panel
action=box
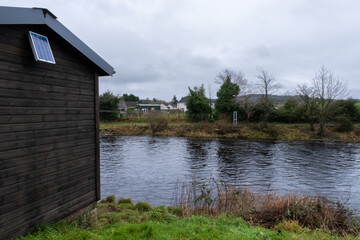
[28,31,56,64]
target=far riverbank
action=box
[100,121,360,143]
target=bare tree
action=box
[237,83,255,122]
[215,68,248,94]
[312,65,348,134]
[297,84,318,131]
[256,67,282,104]
[255,67,282,122]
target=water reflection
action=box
[100,136,360,209]
[215,139,277,191]
[186,138,209,162]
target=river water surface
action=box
[100,135,360,209]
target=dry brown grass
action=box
[100,121,360,142]
[172,179,360,236]
[146,112,169,134]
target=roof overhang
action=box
[0,6,115,76]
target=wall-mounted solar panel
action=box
[28,31,56,64]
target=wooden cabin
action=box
[0,6,115,239]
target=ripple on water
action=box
[100,136,360,209]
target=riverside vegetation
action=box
[18,180,360,239]
[100,113,360,142]
[100,91,360,142]
[100,67,360,141]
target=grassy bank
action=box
[19,180,360,239]
[100,121,360,142]
[18,199,359,240]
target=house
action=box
[170,103,178,109]
[118,99,127,112]
[0,7,114,239]
[117,100,138,112]
[160,103,168,110]
[125,101,138,110]
[136,104,161,111]
[177,96,188,112]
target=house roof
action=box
[178,96,188,103]
[137,104,161,107]
[0,6,114,76]
[125,101,138,108]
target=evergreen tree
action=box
[186,85,211,122]
[215,77,240,117]
[171,95,178,104]
[123,93,140,102]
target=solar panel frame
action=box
[28,31,56,64]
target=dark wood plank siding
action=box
[0,25,99,239]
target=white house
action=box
[177,97,188,112]
[160,103,168,110]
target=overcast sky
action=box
[3,1,360,101]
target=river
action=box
[100,135,360,209]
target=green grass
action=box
[18,202,358,240]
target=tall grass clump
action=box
[104,195,116,203]
[172,178,360,236]
[135,201,152,212]
[118,198,133,204]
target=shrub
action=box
[186,85,211,122]
[105,195,116,203]
[147,113,168,134]
[335,116,354,132]
[135,201,152,212]
[99,91,120,121]
[330,99,360,122]
[118,198,133,204]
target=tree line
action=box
[99,65,359,135]
[186,66,359,135]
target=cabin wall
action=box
[0,25,99,239]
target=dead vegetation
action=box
[172,178,360,236]
[100,120,360,142]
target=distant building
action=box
[160,103,169,110]
[118,100,140,112]
[176,97,215,112]
[136,104,161,111]
[118,99,127,112]
[177,97,188,112]
[124,101,138,111]
[170,103,178,109]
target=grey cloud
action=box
[3,0,360,99]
